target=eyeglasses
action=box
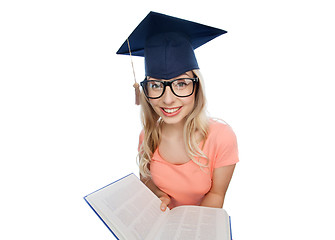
[140,77,199,99]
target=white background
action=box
[1,0,334,239]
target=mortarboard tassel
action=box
[127,38,140,105]
[133,82,140,105]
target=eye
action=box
[177,82,187,87]
[148,81,163,90]
[173,79,192,89]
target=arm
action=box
[140,175,171,211]
[200,164,236,208]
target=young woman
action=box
[138,69,238,211]
[117,11,239,211]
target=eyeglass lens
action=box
[144,79,195,98]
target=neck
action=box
[161,118,186,138]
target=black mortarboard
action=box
[117,11,227,80]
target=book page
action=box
[156,205,230,240]
[85,174,168,240]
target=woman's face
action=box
[147,71,196,126]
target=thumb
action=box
[159,195,171,212]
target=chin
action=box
[160,114,187,125]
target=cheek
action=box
[183,95,195,107]
[148,99,161,113]
[149,99,159,107]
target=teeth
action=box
[163,107,180,113]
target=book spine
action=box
[229,216,232,240]
[83,197,119,239]
[83,174,136,240]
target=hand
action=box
[159,195,171,212]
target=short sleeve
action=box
[211,122,239,168]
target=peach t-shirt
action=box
[139,119,239,209]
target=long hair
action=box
[138,69,209,178]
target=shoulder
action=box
[205,118,238,153]
[207,118,236,140]
[138,130,145,150]
[139,129,144,140]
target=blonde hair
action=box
[138,69,209,178]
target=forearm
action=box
[201,164,236,208]
[200,191,225,208]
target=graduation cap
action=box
[117,11,227,104]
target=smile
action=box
[160,107,182,116]
[163,107,181,113]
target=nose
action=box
[161,86,175,105]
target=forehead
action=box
[148,71,194,80]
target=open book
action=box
[84,173,232,240]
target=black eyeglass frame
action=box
[140,77,199,99]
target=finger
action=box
[159,196,170,212]
[160,202,167,211]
